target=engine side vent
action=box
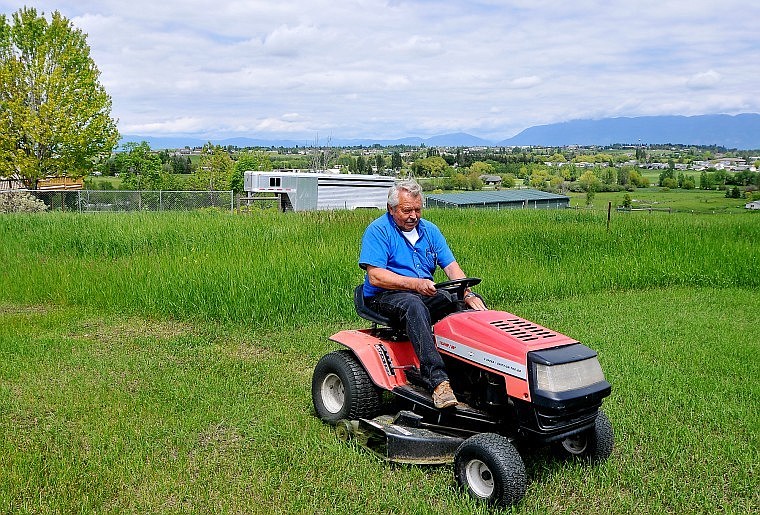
[490,318,556,341]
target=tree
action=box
[469,161,495,177]
[411,156,449,177]
[0,8,119,188]
[622,193,632,209]
[617,166,631,187]
[356,155,367,174]
[116,141,176,190]
[659,166,675,187]
[391,151,402,171]
[578,171,601,193]
[187,143,234,191]
[529,169,551,189]
[585,189,596,207]
[374,153,385,173]
[499,173,516,188]
[699,170,712,190]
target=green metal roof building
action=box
[425,189,570,210]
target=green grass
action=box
[2,209,757,326]
[567,187,749,213]
[0,209,758,513]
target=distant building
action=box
[0,174,25,191]
[479,175,502,187]
[35,176,83,190]
[425,189,569,210]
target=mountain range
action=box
[122,113,760,150]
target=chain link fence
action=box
[14,190,236,213]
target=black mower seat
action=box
[354,285,394,327]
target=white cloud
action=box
[122,117,206,135]
[687,70,722,90]
[2,0,759,140]
[507,76,542,89]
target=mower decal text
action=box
[436,336,527,379]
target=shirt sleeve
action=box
[358,222,389,270]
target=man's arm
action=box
[366,265,437,296]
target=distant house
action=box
[745,200,760,210]
[0,174,25,191]
[479,175,502,187]
[35,176,83,190]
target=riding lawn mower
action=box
[311,279,614,508]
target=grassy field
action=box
[0,209,758,513]
[567,187,749,213]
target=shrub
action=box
[0,192,48,213]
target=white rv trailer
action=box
[243,171,396,211]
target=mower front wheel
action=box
[312,350,381,424]
[553,409,614,463]
[454,433,527,508]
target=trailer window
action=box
[269,177,281,187]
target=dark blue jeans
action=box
[366,290,458,392]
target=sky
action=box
[2,1,759,142]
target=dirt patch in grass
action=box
[197,422,244,451]
[68,312,271,363]
[217,340,269,361]
[0,302,57,316]
[72,316,195,344]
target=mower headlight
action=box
[535,357,605,393]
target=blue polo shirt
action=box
[359,212,456,297]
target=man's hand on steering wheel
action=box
[433,277,487,311]
[414,278,437,296]
[463,292,487,311]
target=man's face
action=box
[390,190,422,231]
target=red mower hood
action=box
[434,310,578,374]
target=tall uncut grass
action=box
[1,209,757,329]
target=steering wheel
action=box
[434,277,481,301]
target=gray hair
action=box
[387,179,422,208]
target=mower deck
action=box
[355,412,465,464]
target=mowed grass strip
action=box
[1,287,757,514]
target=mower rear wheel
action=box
[553,410,614,463]
[312,350,381,424]
[454,433,527,508]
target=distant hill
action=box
[122,113,760,150]
[498,114,760,149]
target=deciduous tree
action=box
[116,141,177,191]
[0,8,118,188]
[187,143,234,191]
[391,151,402,171]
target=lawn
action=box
[0,209,757,513]
[566,187,749,213]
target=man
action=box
[359,179,486,409]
